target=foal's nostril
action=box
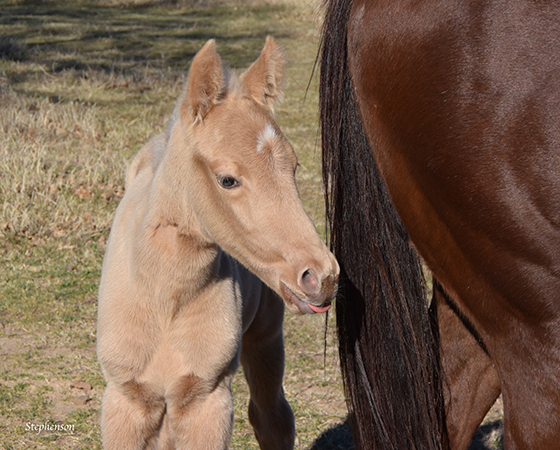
[300,269,319,295]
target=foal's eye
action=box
[217,175,240,189]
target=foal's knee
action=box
[165,376,235,449]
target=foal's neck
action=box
[139,150,220,298]
[139,217,220,303]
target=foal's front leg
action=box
[101,381,166,450]
[166,374,235,450]
[241,285,295,450]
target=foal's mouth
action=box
[280,282,332,314]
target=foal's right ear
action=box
[240,36,284,112]
[180,40,223,125]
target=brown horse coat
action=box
[321,1,560,449]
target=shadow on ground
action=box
[469,420,504,450]
[308,418,504,450]
[310,420,353,450]
[1,0,294,77]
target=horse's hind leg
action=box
[101,382,165,450]
[435,281,502,450]
[241,285,295,450]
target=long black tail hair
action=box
[319,1,449,449]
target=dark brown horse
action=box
[320,1,560,449]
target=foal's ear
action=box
[180,39,223,124]
[240,36,285,112]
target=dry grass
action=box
[0,1,350,449]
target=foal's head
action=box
[166,37,338,314]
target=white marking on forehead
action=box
[256,124,277,153]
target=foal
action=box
[97,37,339,449]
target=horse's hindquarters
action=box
[346,1,560,448]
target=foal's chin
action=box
[279,282,333,315]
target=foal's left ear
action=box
[180,39,224,125]
[240,36,285,112]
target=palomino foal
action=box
[97,37,339,450]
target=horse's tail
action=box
[319,1,449,449]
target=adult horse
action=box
[320,1,560,449]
